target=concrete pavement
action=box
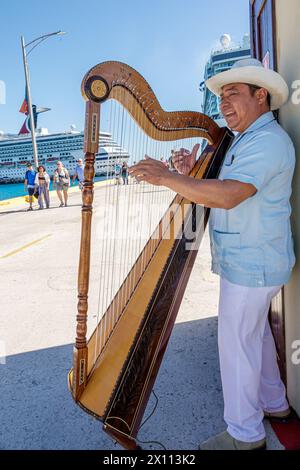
[0,183,283,450]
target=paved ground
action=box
[0,183,283,450]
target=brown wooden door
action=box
[250,0,277,69]
[249,0,286,384]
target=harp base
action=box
[104,424,140,450]
[71,346,88,401]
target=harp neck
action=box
[81,61,221,144]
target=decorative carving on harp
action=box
[68,61,233,449]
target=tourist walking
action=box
[72,158,85,190]
[34,165,50,209]
[115,162,122,185]
[53,161,70,207]
[24,162,37,211]
[121,161,128,185]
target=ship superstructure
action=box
[0,128,129,182]
[200,33,251,124]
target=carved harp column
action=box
[69,61,233,449]
[73,99,100,399]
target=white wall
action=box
[276,0,300,415]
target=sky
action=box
[0,0,249,135]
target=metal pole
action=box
[21,36,39,169]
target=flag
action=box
[18,105,38,135]
[19,88,29,114]
[18,86,51,134]
[18,116,30,135]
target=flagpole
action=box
[20,31,66,170]
[21,35,39,169]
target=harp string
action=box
[115,92,127,325]
[101,99,114,345]
[120,88,136,325]
[126,107,138,305]
[92,94,203,361]
[131,91,146,301]
[104,98,121,345]
[94,93,139,354]
[144,114,159,275]
[95,98,114,358]
[125,87,141,310]
[118,97,130,321]
[114,91,126,330]
[139,107,150,282]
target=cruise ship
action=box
[0,127,129,183]
[200,33,251,123]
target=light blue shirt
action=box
[209,111,295,287]
[75,164,84,182]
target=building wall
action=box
[275,0,300,415]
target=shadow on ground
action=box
[0,316,258,450]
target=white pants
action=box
[218,277,289,442]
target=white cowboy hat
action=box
[205,58,289,110]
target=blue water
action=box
[0,176,108,201]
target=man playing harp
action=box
[130,59,295,451]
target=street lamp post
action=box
[20,31,66,169]
[21,36,39,169]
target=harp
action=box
[68,61,233,449]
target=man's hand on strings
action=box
[172,143,200,175]
[129,156,170,185]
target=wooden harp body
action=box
[68,61,233,449]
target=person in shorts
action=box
[24,162,37,211]
[53,161,70,207]
[72,158,85,190]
